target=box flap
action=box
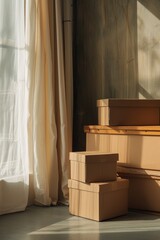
[68,178,129,193]
[97,99,160,107]
[69,151,118,163]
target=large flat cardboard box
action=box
[68,178,129,221]
[85,126,160,170]
[69,151,118,183]
[117,165,160,212]
[97,99,160,126]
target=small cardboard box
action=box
[97,99,160,126]
[68,178,129,221]
[69,151,118,183]
[117,165,160,212]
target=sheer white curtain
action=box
[0,0,29,214]
[0,0,73,214]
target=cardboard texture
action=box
[69,151,118,183]
[97,99,160,126]
[86,132,160,170]
[117,165,160,212]
[68,178,129,221]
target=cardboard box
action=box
[97,99,160,126]
[85,130,160,170]
[68,178,129,221]
[69,151,118,183]
[117,165,160,212]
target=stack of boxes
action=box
[85,98,160,213]
[68,151,129,221]
[69,98,160,219]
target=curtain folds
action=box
[0,0,73,214]
[27,0,72,206]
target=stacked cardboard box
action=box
[68,151,129,221]
[97,99,160,126]
[84,98,160,213]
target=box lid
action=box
[97,99,160,107]
[68,178,129,193]
[69,151,118,163]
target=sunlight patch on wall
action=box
[137,1,160,98]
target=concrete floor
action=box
[0,206,160,240]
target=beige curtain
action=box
[27,0,73,205]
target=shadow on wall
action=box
[138,84,154,99]
[138,0,160,19]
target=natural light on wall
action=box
[138,1,160,99]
